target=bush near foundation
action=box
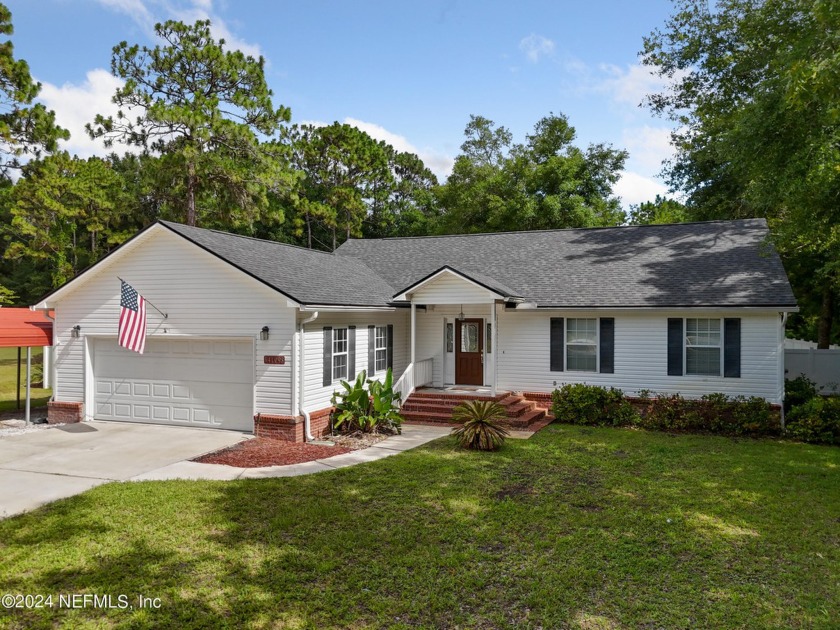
[551,383,638,427]
[786,397,840,445]
[551,384,780,438]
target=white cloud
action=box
[614,171,669,207]
[597,62,680,108]
[519,34,555,63]
[96,0,155,31]
[622,125,674,174]
[38,69,141,158]
[344,118,454,181]
[94,0,264,59]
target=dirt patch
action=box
[193,437,351,468]
[495,483,537,501]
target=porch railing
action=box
[394,357,434,405]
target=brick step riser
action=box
[401,412,458,423]
[403,402,540,419]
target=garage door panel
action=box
[95,353,251,384]
[94,338,253,432]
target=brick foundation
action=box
[520,392,553,407]
[254,407,333,442]
[47,401,83,424]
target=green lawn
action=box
[1,426,838,629]
[0,346,51,413]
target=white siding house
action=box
[35,217,797,439]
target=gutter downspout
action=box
[780,312,788,431]
[298,310,319,441]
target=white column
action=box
[25,346,31,424]
[490,302,497,396]
[410,302,416,365]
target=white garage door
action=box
[94,338,254,431]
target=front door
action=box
[455,319,483,385]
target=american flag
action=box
[119,280,147,354]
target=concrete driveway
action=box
[0,421,247,518]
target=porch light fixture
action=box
[457,305,465,320]
[260,326,270,341]
[71,325,81,338]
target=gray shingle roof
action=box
[335,219,797,308]
[159,221,397,306]
[160,218,796,308]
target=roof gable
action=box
[394,266,516,303]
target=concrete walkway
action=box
[0,422,450,518]
[131,425,451,481]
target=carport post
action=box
[25,346,31,424]
[16,346,21,410]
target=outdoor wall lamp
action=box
[71,325,81,338]
[260,326,270,341]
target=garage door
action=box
[94,338,253,431]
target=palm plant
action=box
[451,400,510,451]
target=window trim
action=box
[565,317,599,373]
[374,325,387,373]
[332,327,349,382]
[684,317,723,377]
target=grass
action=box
[0,426,838,628]
[0,346,51,413]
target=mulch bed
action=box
[192,437,351,468]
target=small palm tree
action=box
[451,400,510,451]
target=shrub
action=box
[786,397,840,445]
[784,375,820,413]
[551,385,779,438]
[331,369,403,434]
[451,400,510,451]
[638,392,778,436]
[551,383,639,427]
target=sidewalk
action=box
[130,425,451,481]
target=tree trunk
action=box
[332,227,336,252]
[306,212,312,249]
[186,162,197,226]
[817,284,834,349]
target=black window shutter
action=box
[386,324,394,370]
[724,318,741,378]
[667,318,684,376]
[322,326,333,387]
[599,318,615,374]
[368,324,375,375]
[550,317,564,372]
[348,326,356,380]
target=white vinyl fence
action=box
[785,348,840,394]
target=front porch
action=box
[389,266,552,431]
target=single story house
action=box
[33,218,797,440]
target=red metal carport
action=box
[0,308,53,421]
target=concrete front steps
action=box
[401,389,554,430]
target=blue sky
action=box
[6,0,680,206]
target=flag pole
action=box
[118,277,168,319]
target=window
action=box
[445,322,454,353]
[374,326,387,372]
[486,323,492,353]
[332,327,348,381]
[685,318,721,376]
[566,318,597,372]
[460,321,479,352]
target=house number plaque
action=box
[263,355,286,365]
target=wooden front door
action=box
[455,319,483,385]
